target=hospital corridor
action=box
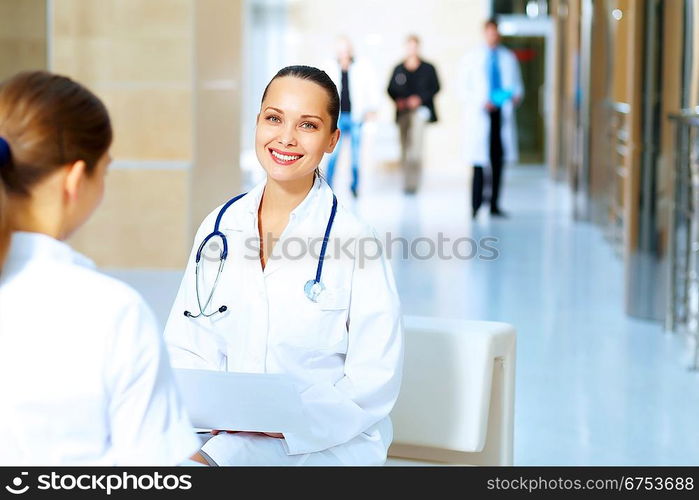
[110,165,699,465]
[1,0,699,470]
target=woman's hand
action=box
[190,452,210,465]
[261,432,284,438]
[407,95,422,109]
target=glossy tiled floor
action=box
[108,164,699,465]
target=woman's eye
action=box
[300,122,318,130]
[266,115,281,123]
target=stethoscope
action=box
[184,191,338,319]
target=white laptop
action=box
[173,368,307,434]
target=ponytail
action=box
[0,136,11,272]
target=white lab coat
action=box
[0,232,199,465]
[460,44,524,165]
[163,176,403,465]
[322,58,380,123]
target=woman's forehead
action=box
[262,77,330,116]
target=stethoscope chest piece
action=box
[304,279,325,303]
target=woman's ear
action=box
[63,160,87,202]
[325,128,341,154]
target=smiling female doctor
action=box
[164,66,403,466]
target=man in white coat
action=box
[322,36,379,198]
[461,18,523,218]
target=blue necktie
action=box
[489,48,502,96]
[489,48,511,106]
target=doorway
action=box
[502,35,547,164]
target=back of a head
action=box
[0,71,112,272]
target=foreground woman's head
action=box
[256,65,340,185]
[0,71,112,269]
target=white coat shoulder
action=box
[333,203,381,246]
[189,188,258,242]
[3,238,151,326]
[64,262,152,314]
[500,45,518,63]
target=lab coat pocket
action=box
[282,287,350,351]
[317,287,351,311]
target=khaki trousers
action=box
[397,107,428,192]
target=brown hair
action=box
[0,71,112,271]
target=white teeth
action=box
[271,150,301,162]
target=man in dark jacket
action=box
[387,34,440,194]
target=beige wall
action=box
[285,0,489,173]
[51,0,193,161]
[69,169,189,268]
[48,0,243,269]
[191,0,243,241]
[0,0,47,80]
[52,0,193,268]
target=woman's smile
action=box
[268,147,304,166]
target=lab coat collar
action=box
[5,231,96,270]
[287,174,325,224]
[221,175,333,278]
[224,175,327,230]
[481,43,504,56]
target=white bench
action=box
[388,316,516,465]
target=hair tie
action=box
[0,136,10,167]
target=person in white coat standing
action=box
[0,71,199,465]
[461,18,523,218]
[164,66,403,466]
[322,36,379,198]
